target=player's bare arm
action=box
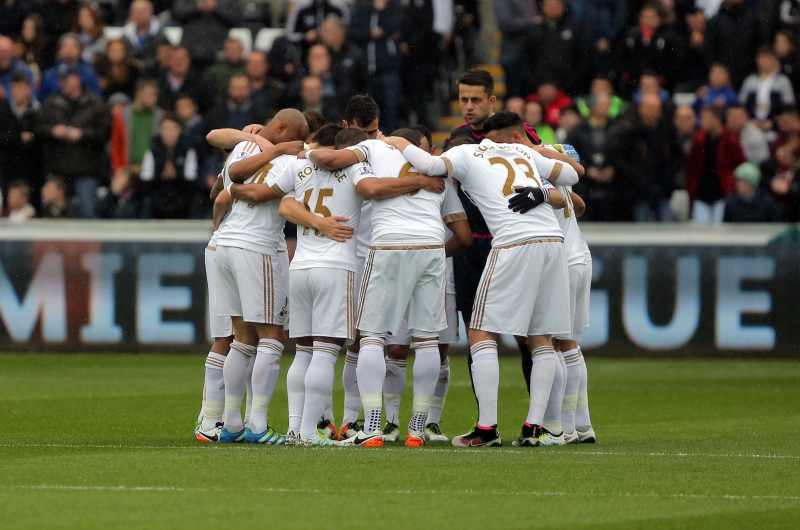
[534,145,585,179]
[571,191,586,217]
[212,189,232,231]
[277,197,354,243]
[355,175,444,200]
[444,217,472,257]
[306,148,360,170]
[228,141,305,182]
[209,174,224,202]
[206,129,272,151]
[228,182,284,204]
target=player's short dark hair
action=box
[313,123,342,147]
[390,128,422,147]
[443,135,475,150]
[335,128,368,149]
[343,94,379,127]
[458,69,494,96]
[304,110,327,136]
[483,111,523,134]
[411,124,432,148]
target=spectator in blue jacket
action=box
[694,63,739,113]
[38,33,101,101]
[0,36,34,99]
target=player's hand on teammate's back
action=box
[317,215,354,242]
[249,134,273,151]
[242,124,264,135]
[278,140,306,155]
[508,186,548,214]
[419,176,445,194]
[382,136,408,150]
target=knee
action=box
[386,344,409,361]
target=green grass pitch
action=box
[2,353,799,530]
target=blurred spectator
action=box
[773,30,800,92]
[267,35,304,85]
[674,7,709,92]
[38,0,80,68]
[0,72,41,201]
[571,0,627,68]
[555,105,581,142]
[173,0,240,69]
[576,76,627,120]
[175,93,205,154]
[157,46,212,112]
[694,63,738,113]
[17,14,46,85]
[723,162,781,222]
[527,81,572,128]
[705,0,760,87]
[39,33,101,101]
[740,48,796,127]
[351,0,403,133]
[0,0,26,38]
[74,3,106,65]
[767,141,800,221]
[39,175,73,218]
[633,71,670,105]
[95,38,141,98]
[300,74,337,121]
[246,50,283,116]
[772,105,800,155]
[123,0,163,73]
[726,104,770,164]
[673,104,697,156]
[140,114,199,218]
[4,180,34,222]
[96,169,153,219]
[400,0,440,128]
[611,93,679,221]
[120,79,162,175]
[206,73,261,134]
[305,44,337,103]
[207,37,247,97]
[494,0,537,98]
[567,92,621,221]
[523,100,556,145]
[37,69,110,218]
[0,35,34,98]
[686,106,746,223]
[108,93,130,175]
[525,0,583,94]
[320,16,366,111]
[287,0,347,49]
[767,0,800,35]
[618,3,678,94]
[505,96,524,117]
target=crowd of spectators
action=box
[499,0,800,223]
[0,0,475,221]
[0,0,798,224]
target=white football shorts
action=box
[205,245,233,338]
[288,267,356,341]
[555,259,592,342]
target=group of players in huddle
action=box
[193,79,596,448]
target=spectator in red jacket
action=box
[686,106,747,224]
[526,81,572,128]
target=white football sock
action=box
[574,347,593,430]
[249,338,284,433]
[526,345,557,426]
[300,342,339,442]
[357,336,386,434]
[543,350,566,434]
[409,339,439,434]
[470,340,499,427]
[383,356,407,425]
[201,351,227,430]
[222,341,255,432]
[286,345,312,434]
[427,357,450,426]
[243,353,254,426]
[342,350,361,425]
[561,347,581,433]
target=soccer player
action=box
[387,111,580,447]
[306,130,451,448]
[213,109,309,444]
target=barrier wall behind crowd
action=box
[1,221,798,357]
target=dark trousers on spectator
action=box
[73,176,99,218]
[369,70,401,134]
[500,34,529,98]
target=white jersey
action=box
[355,201,372,260]
[441,184,467,295]
[272,158,369,272]
[350,139,448,245]
[214,141,291,255]
[440,139,562,246]
[557,185,591,266]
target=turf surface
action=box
[1,354,799,530]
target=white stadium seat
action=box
[163,26,183,46]
[228,28,253,55]
[254,28,285,52]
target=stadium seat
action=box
[103,26,124,41]
[163,26,183,46]
[254,28,285,52]
[673,92,696,107]
[228,28,253,55]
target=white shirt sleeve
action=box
[402,144,449,176]
[347,160,376,186]
[267,157,297,196]
[532,149,579,186]
[441,181,466,223]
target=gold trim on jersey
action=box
[442,212,467,224]
[492,237,563,250]
[348,146,367,163]
[368,244,444,251]
[442,156,455,179]
[269,183,285,197]
[549,162,563,183]
[356,250,375,327]
[207,245,217,251]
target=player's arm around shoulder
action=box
[385,137,448,177]
[306,146,361,170]
[533,144,585,181]
[571,191,587,217]
[228,141,304,182]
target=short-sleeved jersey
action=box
[214,141,292,255]
[557,185,591,266]
[273,158,370,272]
[442,139,562,246]
[355,201,373,260]
[441,184,466,294]
[350,139,448,245]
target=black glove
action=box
[508,186,548,214]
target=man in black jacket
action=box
[526,0,585,94]
[172,0,239,70]
[705,0,761,88]
[319,16,367,111]
[36,68,110,218]
[0,72,41,206]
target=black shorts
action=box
[453,237,492,313]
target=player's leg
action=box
[383,343,408,442]
[195,335,232,442]
[220,317,257,442]
[425,344,450,442]
[515,335,533,394]
[300,338,342,446]
[572,260,596,442]
[339,261,365,440]
[286,269,314,443]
